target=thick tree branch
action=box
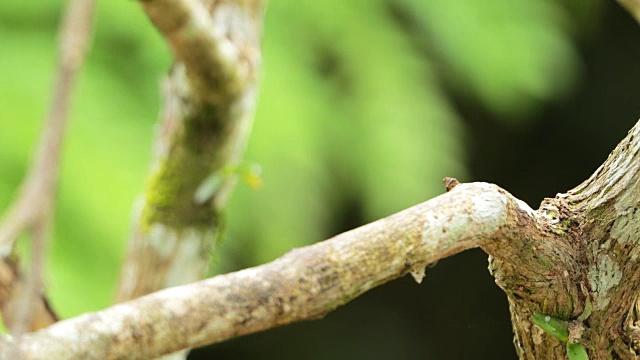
[0,0,95,334]
[1,182,535,359]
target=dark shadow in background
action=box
[191,3,640,359]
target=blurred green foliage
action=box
[0,1,581,319]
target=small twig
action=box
[443,177,460,192]
[0,0,95,335]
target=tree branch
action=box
[115,0,265,305]
[0,0,95,334]
[2,182,534,359]
[141,0,263,104]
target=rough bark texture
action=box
[486,122,640,359]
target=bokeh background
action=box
[0,1,639,359]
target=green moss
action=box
[143,156,216,228]
[141,103,234,230]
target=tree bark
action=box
[115,0,265,301]
[498,121,640,359]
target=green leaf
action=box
[531,312,569,342]
[567,342,589,360]
[577,297,593,322]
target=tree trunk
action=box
[486,122,640,359]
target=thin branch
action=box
[10,223,49,338]
[1,182,536,359]
[0,0,95,334]
[618,0,640,23]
